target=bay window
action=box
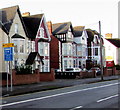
[44,43,49,55]
[64,60,67,70]
[40,60,50,72]
[20,40,24,53]
[12,40,18,53]
[95,48,98,56]
[63,43,72,55]
[27,41,31,54]
[12,39,25,53]
[38,42,49,56]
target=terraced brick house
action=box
[49,22,76,71]
[86,29,105,69]
[1,5,51,74]
[0,5,30,73]
[23,13,51,72]
[73,26,88,68]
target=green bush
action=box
[15,65,33,74]
[115,65,120,70]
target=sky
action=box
[0,0,119,38]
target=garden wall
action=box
[80,71,96,78]
[1,69,55,86]
[40,68,55,81]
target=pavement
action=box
[1,75,120,97]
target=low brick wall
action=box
[104,68,113,76]
[115,70,120,75]
[80,71,96,79]
[1,69,55,86]
[103,67,120,76]
[12,70,39,85]
[40,68,55,81]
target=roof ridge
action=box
[24,14,44,18]
[2,5,19,10]
[53,21,71,25]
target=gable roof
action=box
[23,14,43,39]
[73,26,85,37]
[0,5,18,33]
[12,34,25,39]
[25,52,44,65]
[0,21,8,34]
[106,39,120,48]
[52,22,73,35]
[0,5,28,37]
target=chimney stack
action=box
[47,21,52,35]
[22,12,30,17]
[105,33,112,39]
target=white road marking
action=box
[70,106,83,110]
[97,94,118,103]
[1,82,119,107]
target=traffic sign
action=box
[4,47,13,61]
[3,43,14,48]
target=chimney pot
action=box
[22,12,30,17]
[47,21,52,35]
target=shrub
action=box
[15,65,33,74]
[115,65,120,70]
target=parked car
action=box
[88,67,101,75]
[82,68,88,72]
[55,69,61,72]
[65,68,82,72]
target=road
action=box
[1,80,119,109]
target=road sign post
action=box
[3,43,14,91]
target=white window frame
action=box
[32,41,35,52]
[38,42,49,56]
[19,40,24,53]
[15,23,18,33]
[37,27,44,38]
[27,41,31,54]
[40,59,50,72]
[12,38,25,54]
[64,60,67,70]
[95,48,98,56]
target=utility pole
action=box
[99,21,104,81]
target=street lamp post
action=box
[99,21,104,81]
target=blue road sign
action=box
[4,47,13,61]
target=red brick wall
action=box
[12,69,39,85]
[103,68,113,76]
[40,68,55,81]
[80,71,96,78]
[115,70,120,75]
[2,69,55,86]
[50,35,59,69]
[103,67,120,76]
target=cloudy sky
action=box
[0,0,119,38]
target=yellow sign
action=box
[3,43,14,48]
[106,56,113,60]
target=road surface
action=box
[1,80,119,109]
